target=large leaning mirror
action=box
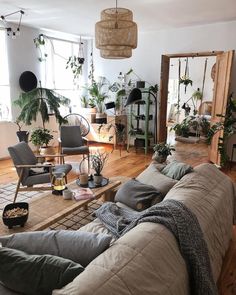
[158,50,234,165]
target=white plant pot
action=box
[95,113,107,124]
[93,174,103,185]
[152,153,167,163]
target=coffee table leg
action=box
[103,191,114,202]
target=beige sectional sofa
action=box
[0,163,235,295]
[53,163,236,295]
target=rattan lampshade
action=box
[95,7,138,59]
[100,47,132,59]
[101,8,133,21]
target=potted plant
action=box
[80,95,97,122]
[14,119,29,143]
[90,151,109,185]
[14,85,70,129]
[171,121,190,138]
[30,128,54,156]
[14,85,70,156]
[179,75,193,94]
[33,34,48,62]
[152,142,175,163]
[66,55,85,82]
[206,94,236,166]
[87,80,109,124]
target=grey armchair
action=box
[8,142,72,203]
[59,125,90,166]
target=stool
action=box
[230,144,236,169]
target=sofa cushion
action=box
[161,161,193,180]
[0,247,84,295]
[136,162,178,197]
[114,179,162,211]
[0,230,112,267]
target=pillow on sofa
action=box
[161,160,193,180]
[0,230,112,267]
[0,247,84,295]
[136,163,178,197]
[114,179,162,211]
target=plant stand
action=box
[127,91,154,154]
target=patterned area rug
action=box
[45,199,102,231]
[0,183,46,211]
[0,182,102,232]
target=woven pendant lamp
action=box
[101,47,132,59]
[95,1,138,59]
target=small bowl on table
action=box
[2,202,29,229]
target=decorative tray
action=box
[76,177,109,188]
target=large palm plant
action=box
[14,87,70,128]
[87,81,108,113]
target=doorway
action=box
[158,51,234,165]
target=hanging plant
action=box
[66,38,85,82]
[179,58,192,93]
[33,34,48,62]
[88,48,95,84]
[192,88,203,101]
[66,56,84,80]
[179,75,193,87]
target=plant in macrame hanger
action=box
[33,34,48,62]
[179,58,193,93]
[66,36,85,83]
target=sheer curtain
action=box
[0,30,11,121]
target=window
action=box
[44,37,87,115]
[0,30,11,121]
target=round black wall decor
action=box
[19,71,38,92]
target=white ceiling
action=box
[1,0,236,37]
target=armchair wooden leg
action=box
[13,169,23,203]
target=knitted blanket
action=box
[94,199,217,295]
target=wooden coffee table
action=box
[0,179,121,236]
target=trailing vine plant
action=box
[206,94,236,166]
[66,38,85,82]
[34,34,48,62]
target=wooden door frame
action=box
[157,51,224,143]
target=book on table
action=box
[73,188,94,201]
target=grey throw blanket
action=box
[94,199,217,295]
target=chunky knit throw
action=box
[95,199,217,295]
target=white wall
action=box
[0,25,42,159]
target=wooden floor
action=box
[0,140,236,294]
